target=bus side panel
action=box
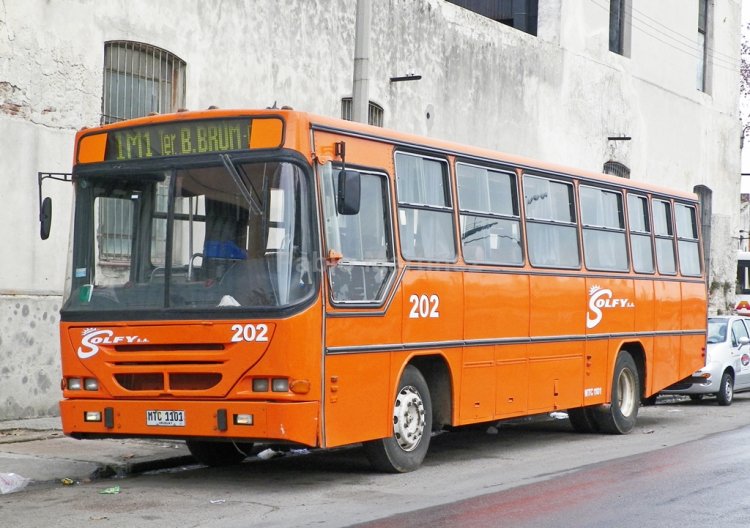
[459,345,495,422]
[583,339,608,406]
[323,352,392,447]
[527,342,584,412]
[401,270,463,344]
[527,275,586,412]
[323,291,403,448]
[633,280,656,394]
[651,280,682,391]
[462,272,529,422]
[463,272,529,340]
[680,281,708,378]
[494,344,529,418]
[529,275,586,337]
[324,290,403,348]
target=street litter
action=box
[61,478,76,486]
[99,486,121,495]
[486,425,499,435]
[288,449,310,456]
[210,499,226,504]
[0,473,30,494]
[257,448,281,460]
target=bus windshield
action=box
[63,159,315,315]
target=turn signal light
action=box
[290,379,311,394]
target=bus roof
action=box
[76,108,699,202]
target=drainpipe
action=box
[352,0,371,124]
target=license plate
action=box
[146,410,185,427]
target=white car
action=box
[661,316,750,405]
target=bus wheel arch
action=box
[621,342,646,401]
[409,354,452,430]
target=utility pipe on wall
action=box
[352,0,371,124]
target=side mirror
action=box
[40,196,52,240]
[740,336,750,346]
[336,170,361,215]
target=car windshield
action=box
[707,319,728,344]
[63,159,315,315]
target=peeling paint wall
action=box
[0,296,61,420]
[0,0,742,418]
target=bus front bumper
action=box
[60,399,320,447]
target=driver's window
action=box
[321,163,395,304]
[731,320,749,347]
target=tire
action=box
[593,352,640,434]
[689,394,704,402]
[716,371,734,406]
[186,440,252,467]
[568,406,600,433]
[363,365,432,473]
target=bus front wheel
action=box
[595,352,640,434]
[363,365,432,473]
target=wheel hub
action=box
[617,367,637,418]
[392,385,426,452]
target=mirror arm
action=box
[335,141,346,171]
[37,172,72,239]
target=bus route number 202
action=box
[230,323,269,342]
[409,294,440,319]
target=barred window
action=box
[99,42,186,262]
[603,161,630,179]
[341,98,384,127]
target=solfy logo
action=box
[77,328,149,359]
[586,286,635,329]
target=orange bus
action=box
[45,108,706,472]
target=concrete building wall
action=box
[0,0,741,419]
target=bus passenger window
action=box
[675,203,701,277]
[395,153,456,262]
[456,162,522,265]
[653,199,676,275]
[627,194,654,274]
[524,175,580,268]
[320,163,395,304]
[580,186,627,272]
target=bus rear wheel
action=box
[363,365,432,473]
[568,406,600,433]
[186,439,252,467]
[594,352,640,434]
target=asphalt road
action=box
[3,394,750,528]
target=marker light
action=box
[272,378,289,392]
[84,378,99,391]
[233,414,254,426]
[67,378,82,391]
[84,411,102,422]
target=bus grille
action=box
[114,373,222,391]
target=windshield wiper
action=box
[220,154,262,216]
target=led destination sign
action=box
[104,118,258,161]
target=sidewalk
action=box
[0,417,193,491]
